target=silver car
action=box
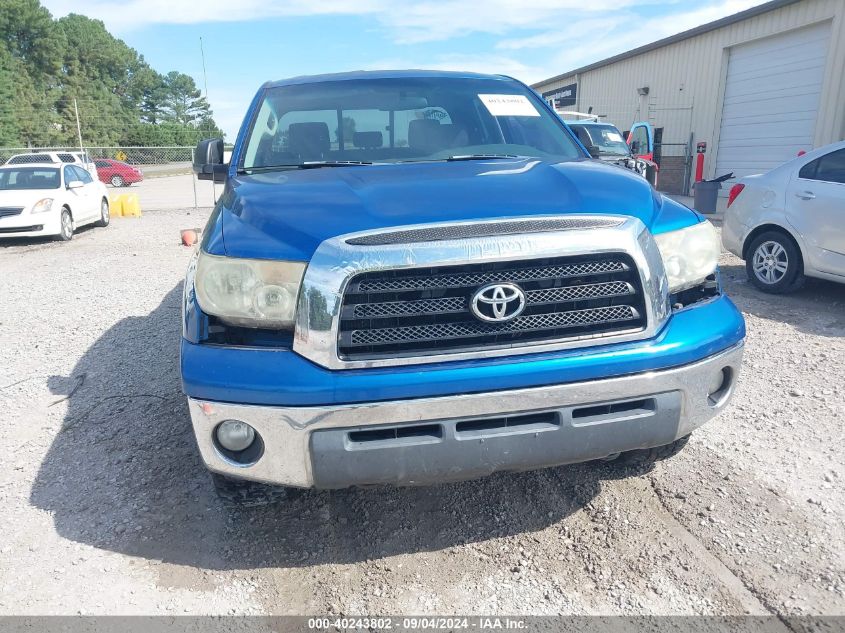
[722,140,845,293]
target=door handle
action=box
[795,191,816,200]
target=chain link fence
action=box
[0,146,196,177]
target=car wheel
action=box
[110,174,125,187]
[210,473,298,507]
[745,231,804,293]
[94,197,110,227]
[56,208,73,241]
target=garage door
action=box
[715,22,831,186]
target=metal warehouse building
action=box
[532,0,845,195]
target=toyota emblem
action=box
[470,283,526,323]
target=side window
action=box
[798,159,819,180]
[73,165,93,183]
[63,165,75,184]
[94,160,109,168]
[631,126,649,155]
[813,148,845,184]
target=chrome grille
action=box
[357,260,627,292]
[352,296,466,318]
[345,217,624,245]
[350,305,639,346]
[339,253,647,359]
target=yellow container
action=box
[109,194,123,217]
[121,193,141,217]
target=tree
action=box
[159,71,213,128]
[0,1,225,146]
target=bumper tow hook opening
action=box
[707,367,734,407]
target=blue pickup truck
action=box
[184,70,745,500]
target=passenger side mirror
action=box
[193,138,227,183]
[586,145,601,159]
[66,180,84,189]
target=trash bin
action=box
[693,180,721,214]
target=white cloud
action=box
[42,0,675,41]
[507,0,767,80]
[38,0,772,137]
[362,54,539,81]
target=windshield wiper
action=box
[299,160,373,168]
[238,160,373,174]
[445,154,519,161]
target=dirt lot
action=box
[0,207,843,618]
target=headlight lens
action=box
[195,252,306,329]
[31,198,54,214]
[654,221,720,292]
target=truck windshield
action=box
[0,167,61,190]
[568,124,631,157]
[240,76,582,169]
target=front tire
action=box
[94,198,110,227]
[619,434,690,466]
[110,174,125,187]
[210,473,295,507]
[745,231,804,293]
[56,208,73,241]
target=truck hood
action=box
[213,157,697,261]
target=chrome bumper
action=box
[187,342,743,488]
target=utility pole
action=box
[200,37,209,99]
[73,99,84,156]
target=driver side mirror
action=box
[586,145,601,159]
[193,138,227,183]
[66,180,84,189]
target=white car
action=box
[0,162,110,241]
[722,140,845,293]
[5,151,98,179]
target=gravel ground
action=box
[0,208,842,618]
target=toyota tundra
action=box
[183,70,745,500]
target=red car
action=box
[93,158,144,187]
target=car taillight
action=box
[727,183,745,208]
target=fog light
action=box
[216,420,255,452]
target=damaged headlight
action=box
[195,251,306,329]
[654,220,720,293]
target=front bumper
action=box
[0,212,59,238]
[188,342,743,488]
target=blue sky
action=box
[41,0,768,139]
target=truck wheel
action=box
[618,434,691,466]
[745,231,805,294]
[210,472,295,507]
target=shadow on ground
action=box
[30,283,649,571]
[720,263,845,336]
[0,223,100,250]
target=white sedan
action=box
[722,140,845,293]
[0,162,109,241]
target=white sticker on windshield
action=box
[478,94,540,117]
[606,131,624,142]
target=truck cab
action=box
[184,70,744,498]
